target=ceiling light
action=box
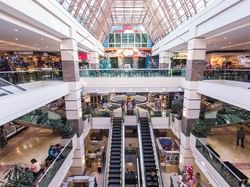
[14,29,18,32]
[214,45,217,47]
[46,46,49,49]
[228,42,232,44]
[223,37,227,40]
[41,38,44,40]
[15,38,18,41]
[207,41,210,44]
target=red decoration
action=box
[78,52,89,60]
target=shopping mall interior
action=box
[0,0,250,187]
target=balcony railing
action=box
[79,69,185,77]
[0,70,62,84]
[37,139,73,187]
[204,69,250,82]
[1,69,249,84]
[196,138,246,186]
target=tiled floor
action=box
[207,125,250,177]
[0,127,61,181]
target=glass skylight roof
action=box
[57,0,214,43]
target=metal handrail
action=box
[204,69,250,72]
[196,138,242,182]
[0,69,62,73]
[136,157,141,187]
[37,138,72,186]
[137,117,146,187]
[0,78,26,91]
[121,118,125,187]
[0,87,13,94]
[147,114,163,187]
[104,123,112,187]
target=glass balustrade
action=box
[196,138,244,186]
[37,139,73,187]
[0,70,63,84]
[79,69,185,77]
[17,108,74,138]
[204,69,250,82]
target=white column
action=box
[179,38,206,170]
[89,51,99,69]
[61,38,85,175]
[159,50,171,69]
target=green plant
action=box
[192,121,209,137]
[3,165,34,187]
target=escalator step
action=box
[110,160,121,164]
[109,169,121,173]
[109,173,121,178]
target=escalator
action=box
[107,117,124,187]
[0,77,26,95]
[138,116,162,187]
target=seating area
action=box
[107,117,123,187]
[139,117,159,187]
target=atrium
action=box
[0,0,250,187]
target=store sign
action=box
[238,55,250,67]
[123,49,134,56]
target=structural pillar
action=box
[159,50,171,69]
[179,38,206,170]
[89,51,99,69]
[61,38,85,175]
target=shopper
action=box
[237,126,246,148]
[150,167,156,181]
[30,158,42,178]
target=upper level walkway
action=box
[0,80,69,126]
[0,69,250,126]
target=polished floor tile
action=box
[207,126,250,177]
[0,127,61,181]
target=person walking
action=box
[237,126,246,148]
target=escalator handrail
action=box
[0,77,26,91]
[148,116,164,187]
[137,118,146,187]
[121,119,125,187]
[0,87,13,94]
[104,123,112,187]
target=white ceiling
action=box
[172,22,250,53]
[206,24,250,51]
[0,19,61,52]
[0,14,250,54]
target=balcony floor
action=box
[0,127,61,181]
[207,125,250,178]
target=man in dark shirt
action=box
[237,126,246,148]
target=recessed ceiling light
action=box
[223,37,227,40]
[15,38,18,41]
[207,41,210,44]
[41,38,44,40]
[46,46,49,48]
[14,29,18,32]
[214,45,217,47]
